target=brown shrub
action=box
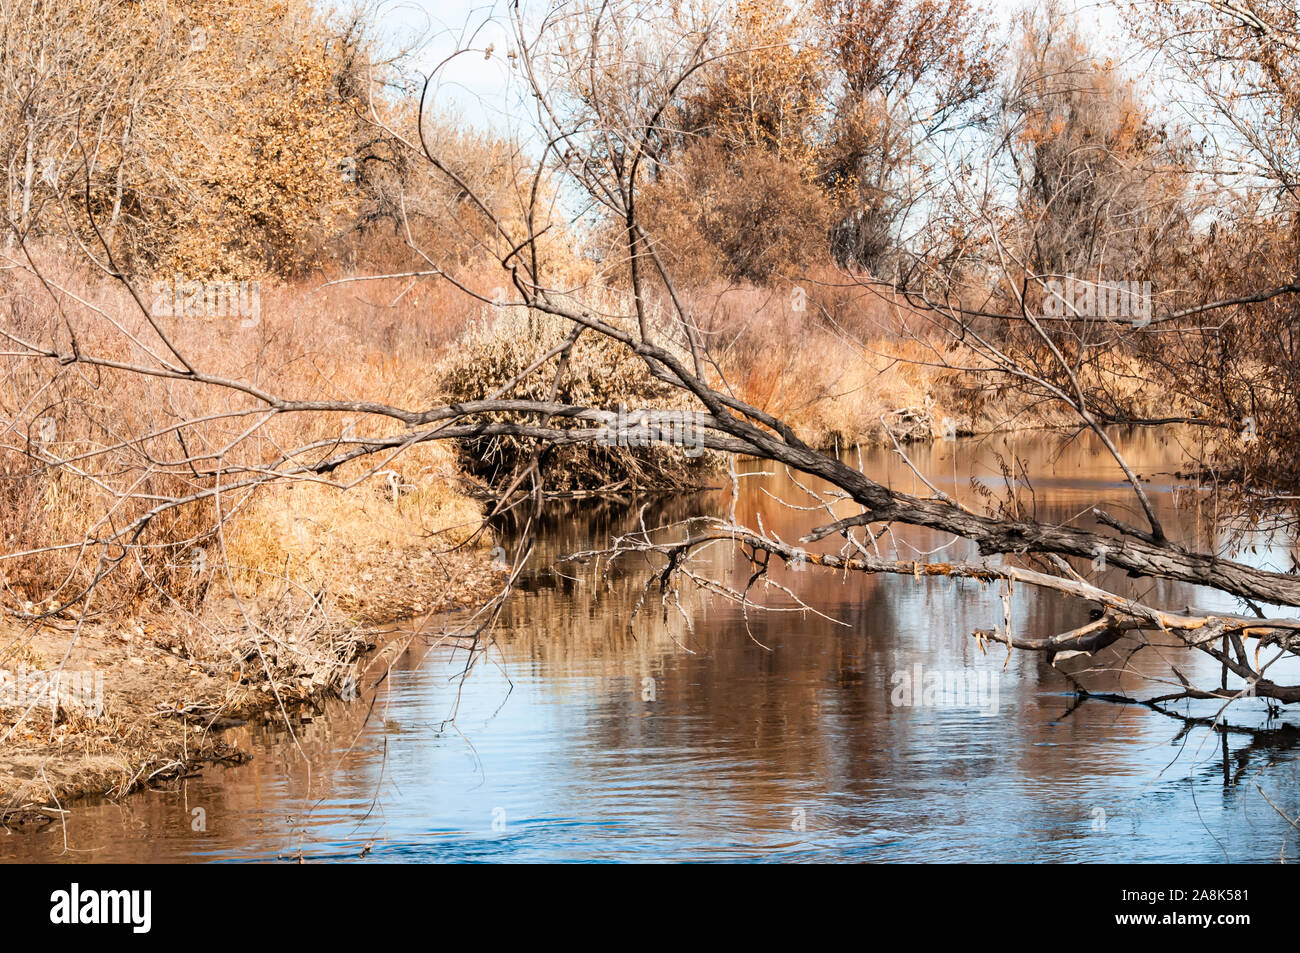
[437,297,717,491]
[641,141,833,286]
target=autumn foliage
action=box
[0,0,522,280]
[641,0,996,282]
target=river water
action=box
[5,429,1300,862]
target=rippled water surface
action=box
[5,430,1300,862]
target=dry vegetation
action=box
[0,257,511,814]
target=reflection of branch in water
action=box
[1052,675,1300,860]
[571,511,1300,713]
[1055,681,1297,742]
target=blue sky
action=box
[363,0,1130,134]
[370,1,519,130]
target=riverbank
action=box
[0,445,504,828]
[0,267,511,824]
[0,549,501,828]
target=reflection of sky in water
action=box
[5,429,1300,862]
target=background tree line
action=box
[0,0,531,279]
[627,0,1300,504]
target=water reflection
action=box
[4,429,1300,862]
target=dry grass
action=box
[674,279,989,448]
[0,253,500,622]
[672,275,1195,449]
